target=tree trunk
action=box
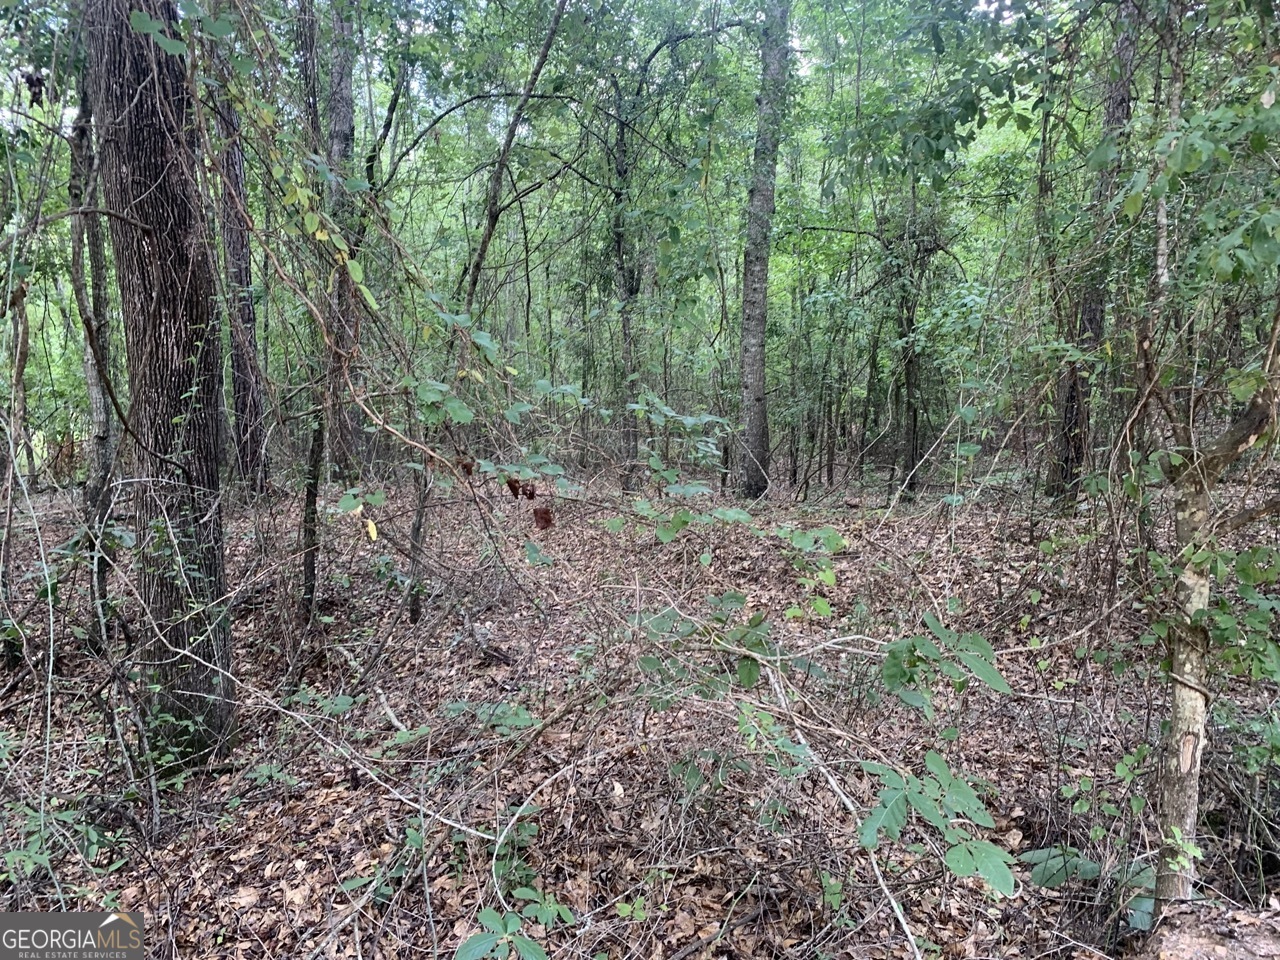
[87,0,234,757]
[1156,478,1210,905]
[325,0,359,479]
[739,0,790,500]
[612,85,641,491]
[1049,1,1135,498]
[216,79,269,493]
[1153,1,1194,906]
[70,85,117,652]
[6,282,34,486]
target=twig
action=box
[766,668,923,960]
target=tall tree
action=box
[739,0,791,499]
[70,83,118,651]
[1047,3,1136,498]
[325,0,359,478]
[87,0,234,756]
[216,73,269,493]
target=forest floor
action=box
[2,475,1278,959]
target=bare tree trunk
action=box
[1049,2,1135,498]
[324,0,359,479]
[5,282,34,486]
[611,84,641,491]
[87,0,234,758]
[739,0,791,499]
[1153,0,1194,907]
[70,85,117,652]
[215,77,269,492]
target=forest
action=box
[3,0,1280,955]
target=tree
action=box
[87,0,234,757]
[215,68,269,493]
[739,0,790,499]
[70,81,118,650]
[1047,2,1136,498]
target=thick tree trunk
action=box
[739,0,790,500]
[70,86,117,652]
[216,83,269,492]
[87,0,234,757]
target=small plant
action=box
[512,885,575,927]
[456,908,546,960]
[615,895,648,920]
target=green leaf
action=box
[456,932,500,960]
[304,212,320,234]
[205,15,235,38]
[128,10,161,33]
[737,657,760,689]
[511,934,547,960]
[810,596,832,617]
[945,842,976,877]
[154,33,187,55]
[969,840,1015,896]
[346,260,364,283]
[443,396,474,425]
[471,329,499,364]
[923,611,956,643]
[478,907,506,935]
[341,876,373,891]
[955,651,1012,693]
[504,402,534,424]
[357,284,379,310]
[860,788,908,849]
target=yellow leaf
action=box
[365,519,377,542]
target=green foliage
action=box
[457,908,546,960]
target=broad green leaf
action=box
[860,788,907,848]
[511,934,547,960]
[478,907,506,935]
[443,396,473,425]
[956,651,1012,693]
[456,933,500,960]
[968,840,1015,896]
[154,33,187,55]
[737,657,760,689]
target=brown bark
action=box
[1048,2,1136,498]
[6,282,34,485]
[215,78,269,492]
[739,0,791,499]
[70,85,117,652]
[1152,0,1198,909]
[325,0,359,479]
[87,0,234,757]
